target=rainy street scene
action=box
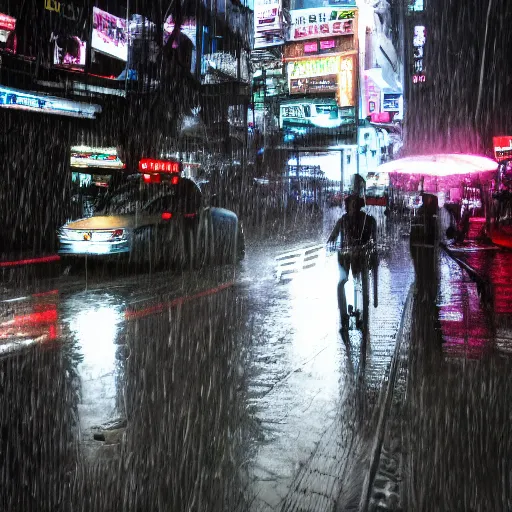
[1,0,512,511]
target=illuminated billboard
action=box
[0,86,101,119]
[91,7,128,61]
[280,98,355,133]
[287,54,355,106]
[0,13,16,53]
[289,8,356,41]
[284,36,354,59]
[70,147,125,169]
[254,0,284,49]
[493,136,512,163]
[163,16,196,46]
[53,35,87,67]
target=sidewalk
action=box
[248,232,416,512]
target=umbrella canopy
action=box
[376,153,498,176]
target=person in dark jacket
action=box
[328,194,377,333]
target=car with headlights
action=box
[58,168,245,269]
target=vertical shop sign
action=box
[338,54,354,107]
[412,25,426,83]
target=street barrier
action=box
[275,244,325,281]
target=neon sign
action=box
[412,25,426,83]
[0,86,101,119]
[71,147,125,169]
[338,55,354,107]
[138,159,181,174]
[290,8,355,41]
[493,136,512,162]
[0,13,16,31]
[288,56,341,79]
[320,39,336,50]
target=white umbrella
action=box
[376,153,498,176]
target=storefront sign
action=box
[412,25,426,83]
[337,54,355,107]
[0,13,16,32]
[304,41,317,53]
[254,0,284,49]
[290,8,356,41]
[288,55,341,79]
[493,136,512,162]
[284,36,354,60]
[139,159,181,173]
[0,86,101,119]
[290,74,338,94]
[71,147,125,169]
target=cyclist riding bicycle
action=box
[328,194,377,333]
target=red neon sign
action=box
[493,136,512,162]
[319,39,336,50]
[412,74,426,83]
[138,158,181,174]
[0,13,16,32]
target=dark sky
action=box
[405,0,512,156]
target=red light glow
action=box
[143,173,161,184]
[171,175,179,185]
[139,158,181,174]
[161,212,173,220]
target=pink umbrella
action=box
[376,153,498,176]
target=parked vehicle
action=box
[58,168,245,269]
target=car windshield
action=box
[95,178,202,215]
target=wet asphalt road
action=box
[0,213,511,511]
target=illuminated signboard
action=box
[287,54,355,106]
[337,54,354,107]
[288,56,341,79]
[91,7,128,61]
[304,41,318,53]
[70,147,125,169]
[0,13,16,52]
[163,16,197,46]
[0,13,15,32]
[408,0,424,12]
[280,99,355,132]
[284,36,354,60]
[493,136,512,162]
[290,74,338,94]
[412,25,426,83]
[254,0,284,49]
[0,86,101,119]
[290,8,356,41]
[53,35,87,67]
[138,159,181,173]
[320,39,336,50]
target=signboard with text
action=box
[287,54,355,107]
[254,0,284,48]
[284,36,354,60]
[493,136,512,162]
[71,147,125,169]
[289,8,356,41]
[290,74,338,94]
[0,86,101,119]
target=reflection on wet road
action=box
[0,227,511,511]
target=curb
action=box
[439,243,492,300]
[358,284,414,512]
